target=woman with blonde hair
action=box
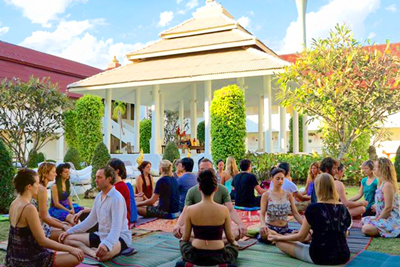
[220,157,239,193]
[31,162,70,240]
[137,160,180,218]
[362,157,400,237]
[269,173,351,265]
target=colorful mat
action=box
[137,218,178,232]
[345,251,400,267]
[132,216,158,227]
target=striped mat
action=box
[345,251,400,267]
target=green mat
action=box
[0,215,9,222]
[83,232,348,267]
[345,251,400,267]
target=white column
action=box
[204,80,212,157]
[258,95,264,151]
[150,85,160,154]
[293,110,299,153]
[237,77,245,90]
[160,92,165,144]
[179,100,184,130]
[126,103,131,121]
[295,0,307,48]
[134,87,141,152]
[190,84,197,139]
[303,114,308,153]
[57,134,65,161]
[263,75,273,153]
[104,89,112,151]
[279,106,287,153]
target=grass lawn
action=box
[1,188,400,264]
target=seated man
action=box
[136,160,180,218]
[59,167,132,262]
[231,159,266,208]
[174,158,247,240]
[177,157,197,211]
[270,162,311,202]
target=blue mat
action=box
[345,251,400,267]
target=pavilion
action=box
[68,0,308,163]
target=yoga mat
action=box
[133,216,158,227]
[137,218,178,232]
[0,241,7,251]
[345,251,400,267]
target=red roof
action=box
[279,42,400,64]
[0,41,102,98]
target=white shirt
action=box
[270,178,298,193]
[67,186,131,251]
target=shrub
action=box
[140,119,152,153]
[395,145,400,182]
[63,110,78,149]
[91,142,111,188]
[0,139,16,213]
[245,152,363,185]
[211,84,246,163]
[289,114,303,152]
[197,121,205,145]
[27,151,45,168]
[163,142,180,163]
[75,95,104,164]
[64,147,81,170]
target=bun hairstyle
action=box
[198,169,218,196]
[14,168,37,194]
[270,167,285,179]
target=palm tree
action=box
[112,101,126,152]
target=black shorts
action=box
[89,233,128,253]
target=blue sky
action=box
[0,0,398,69]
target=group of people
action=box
[5,155,400,267]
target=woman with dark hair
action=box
[258,167,303,242]
[107,158,131,227]
[180,169,239,266]
[216,159,224,183]
[6,169,84,267]
[135,161,154,200]
[49,163,85,224]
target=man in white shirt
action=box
[59,166,132,262]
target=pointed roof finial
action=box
[112,55,118,63]
[107,55,121,70]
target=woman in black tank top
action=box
[179,169,239,266]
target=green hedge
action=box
[75,95,104,164]
[211,84,246,163]
[140,119,152,153]
[27,151,45,168]
[197,121,205,145]
[0,139,16,213]
[64,147,81,170]
[163,142,180,163]
[245,152,363,185]
[63,109,78,149]
[91,142,111,188]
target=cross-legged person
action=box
[59,167,132,262]
[362,158,400,238]
[258,167,304,243]
[180,169,239,266]
[177,157,197,211]
[173,158,247,241]
[302,162,320,202]
[6,169,84,267]
[136,160,180,218]
[269,173,352,265]
[220,156,239,195]
[135,161,155,201]
[231,159,266,208]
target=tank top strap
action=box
[15,203,32,226]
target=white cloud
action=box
[368,32,376,39]
[157,11,174,27]
[0,22,9,36]
[278,0,380,54]
[20,19,152,69]
[4,0,86,27]
[385,4,396,12]
[177,0,184,3]
[237,16,251,28]
[186,0,199,9]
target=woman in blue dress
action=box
[49,163,86,224]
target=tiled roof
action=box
[69,48,289,89]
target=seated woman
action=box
[362,158,400,238]
[269,173,352,265]
[49,163,87,224]
[135,161,155,201]
[216,159,225,183]
[6,168,84,267]
[220,156,239,194]
[31,162,70,241]
[180,169,239,266]
[136,160,180,218]
[350,160,378,217]
[258,167,303,242]
[302,162,320,202]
